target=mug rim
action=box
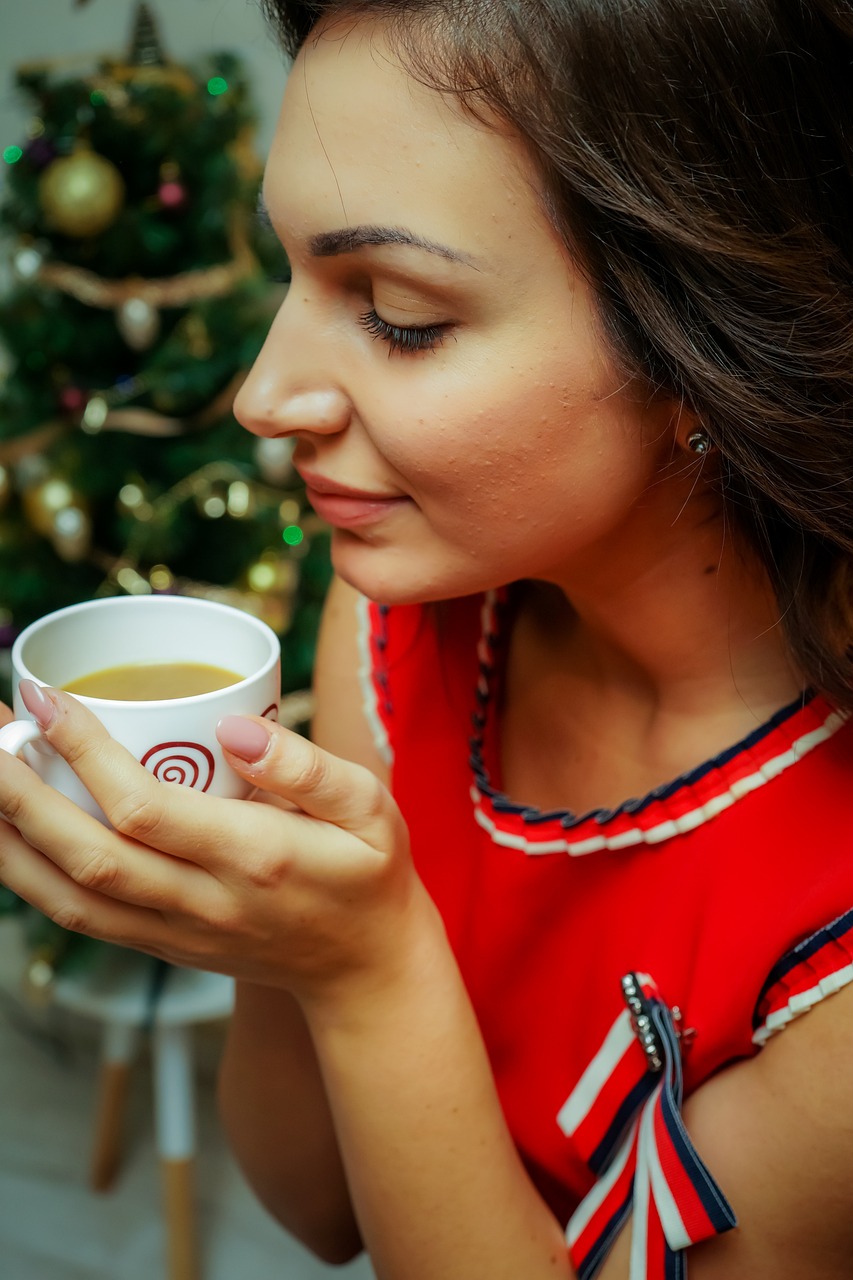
[11,595,281,709]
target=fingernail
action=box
[19,679,56,729]
[216,716,271,763]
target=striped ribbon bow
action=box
[560,974,736,1280]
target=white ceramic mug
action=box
[0,595,281,821]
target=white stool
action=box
[53,950,234,1280]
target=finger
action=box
[216,715,401,841]
[0,742,214,911]
[13,683,351,879]
[15,681,257,864]
[0,703,15,730]
[0,817,174,956]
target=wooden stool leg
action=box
[162,1157,199,1280]
[154,1023,200,1280]
[90,1021,138,1192]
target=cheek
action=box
[382,378,636,509]
[361,322,656,545]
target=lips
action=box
[297,470,401,502]
[298,470,411,529]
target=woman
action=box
[1,2,852,1276]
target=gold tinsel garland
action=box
[33,218,258,312]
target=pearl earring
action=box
[686,430,713,455]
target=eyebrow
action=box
[310,225,479,268]
[256,195,479,268]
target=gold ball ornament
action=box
[39,145,125,238]
[21,477,85,538]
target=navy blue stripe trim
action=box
[657,1089,737,1232]
[468,594,817,830]
[368,603,393,721]
[752,904,853,1029]
[667,1242,685,1280]
[589,1073,656,1175]
[578,1191,634,1280]
[654,1008,737,1235]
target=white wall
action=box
[0,0,289,163]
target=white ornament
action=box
[13,246,44,281]
[116,296,160,350]
[52,506,92,563]
[254,435,295,485]
[82,396,109,433]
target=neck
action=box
[526,490,804,726]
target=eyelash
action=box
[358,308,447,355]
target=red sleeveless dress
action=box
[358,589,853,1278]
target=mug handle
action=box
[0,719,45,757]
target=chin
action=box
[330,536,498,607]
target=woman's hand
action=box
[0,683,417,1008]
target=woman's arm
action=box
[218,576,383,1261]
[298,889,571,1280]
[219,576,570,1277]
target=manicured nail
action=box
[19,679,56,729]
[216,716,271,763]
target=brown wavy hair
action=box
[261,0,853,711]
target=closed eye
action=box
[358,308,449,355]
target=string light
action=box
[283,525,304,546]
[149,564,174,591]
[115,566,151,594]
[247,561,278,592]
[2,146,23,165]
[202,493,227,518]
[227,480,251,517]
[207,77,228,96]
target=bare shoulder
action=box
[310,575,390,786]
[600,983,853,1279]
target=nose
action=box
[234,302,352,440]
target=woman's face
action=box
[235,16,685,604]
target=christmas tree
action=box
[0,4,332,988]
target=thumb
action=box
[215,715,396,838]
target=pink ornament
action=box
[59,385,87,414]
[158,180,187,209]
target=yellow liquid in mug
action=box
[62,660,243,701]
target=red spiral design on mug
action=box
[261,703,279,721]
[140,741,215,792]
